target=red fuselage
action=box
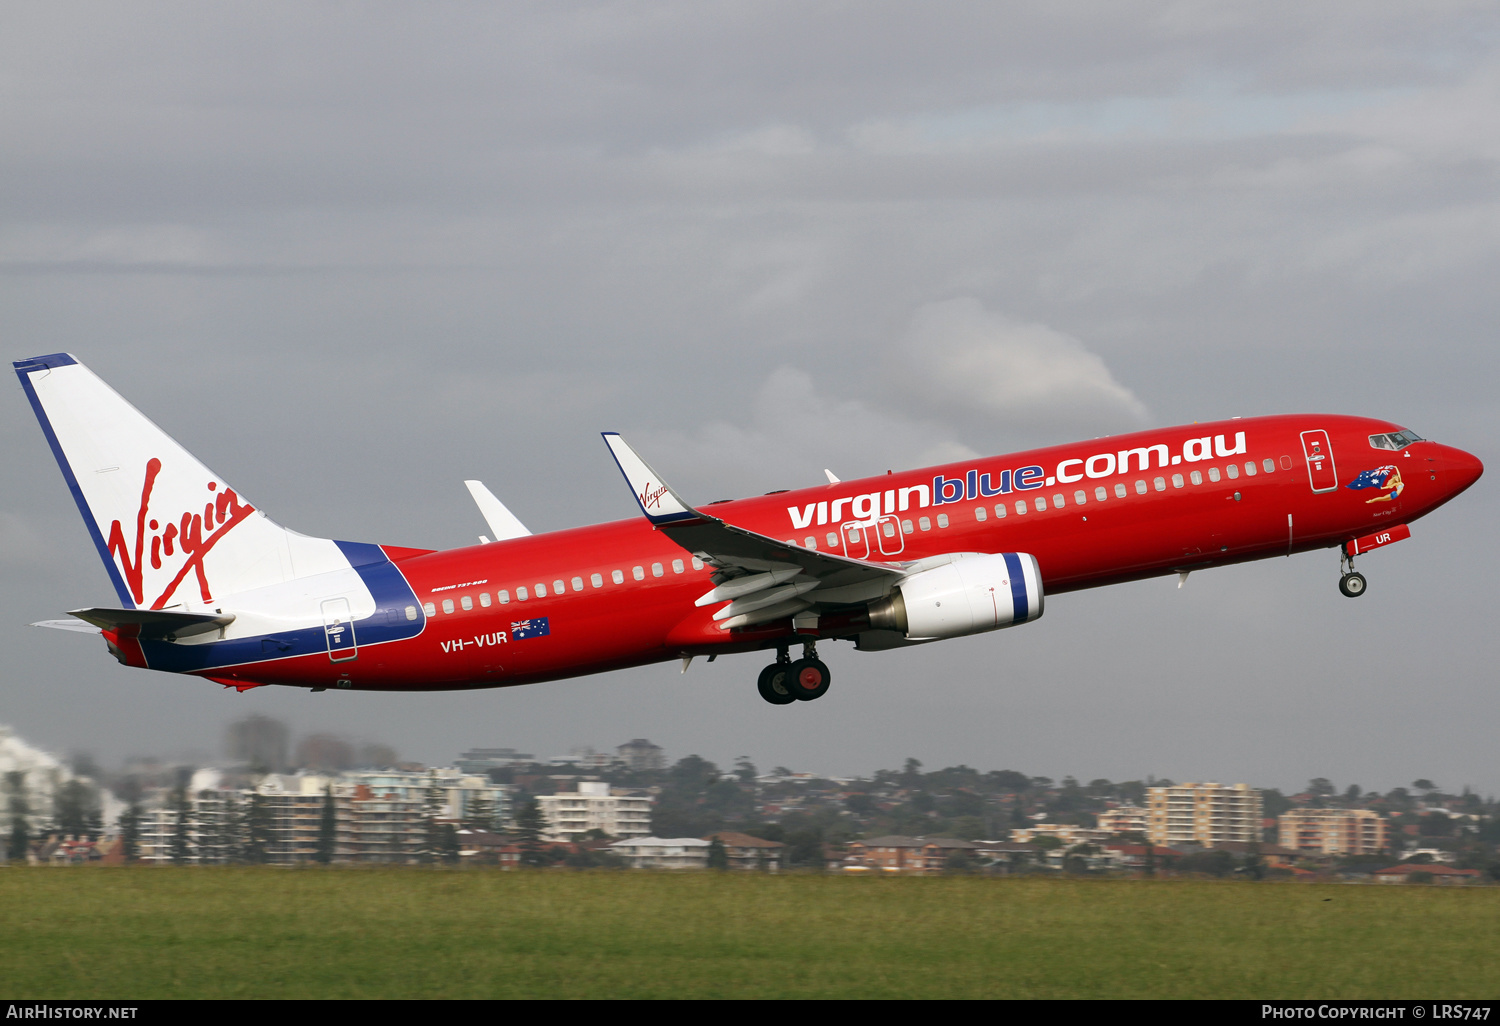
[200,414,1482,692]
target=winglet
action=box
[464,480,532,541]
[601,433,703,526]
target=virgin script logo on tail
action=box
[105,458,257,609]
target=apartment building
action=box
[609,836,709,869]
[1009,823,1110,846]
[1147,782,1263,847]
[537,781,652,842]
[1096,805,1150,836]
[1279,807,1390,856]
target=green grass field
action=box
[3,868,1496,999]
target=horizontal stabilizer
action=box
[464,480,532,541]
[30,618,101,634]
[68,607,235,641]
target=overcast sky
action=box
[3,2,1498,794]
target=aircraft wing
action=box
[602,433,901,628]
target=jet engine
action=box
[865,552,1044,641]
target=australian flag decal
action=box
[511,617,550,640]
[1345,465,1404,504]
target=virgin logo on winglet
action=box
[106,457,257,609]
[639,481,670,511]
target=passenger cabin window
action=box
[994,504,1007,518]
[591,573,604,588]
[1034,496,1047,511]
[919,516,932,530]
[1052,493,1065,507]
[423,602,436,616]
[460,595,473,611]
[1226,464,1240,480]
[1153,477,1166,492]
[1263,458,1275,473]
[1095,487,1107,502]
[651,563,664,578]
[1244,461,1256,476]
[517,586,528,600]
[826,532,839,547]
[536,583,548,597]
[975,506,987,521]
[1075,490,1087,504]
[571,577,584,592]
[406,605,418,620]
[672,558,684,573]
[612,570,625,585]
[691,556,704,571]
[805,536,817,549]
[1134,480,1147,495]
[479,592,491,608]
[498,590,510,604]
[936,513,949,528]
[442,598,455,614]
[1114,483,1127,499]
[632,566,645,581]
[1171,474,1184,488]
[1208,467,1221,483]
[902,519,914,533]
[1190,470,1202,485]
[1015,501,1027,515]
[882,520,897,537]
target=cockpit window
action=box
[1369,429,1425,450]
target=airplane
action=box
[14,352,1484,705]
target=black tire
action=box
[1339,572,1367,598]
[757,663,796,705]
[786,658,831,701]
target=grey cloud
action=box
[637,366,977,500]
[888,297,1148,440]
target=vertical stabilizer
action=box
[14,354,349,611]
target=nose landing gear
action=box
[756,642,831,704]
[1339,546,1367,598]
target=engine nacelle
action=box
[866,552,1044,641]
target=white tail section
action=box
[15,354,351,611]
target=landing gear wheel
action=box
[757,663,796,705]
[786,658,831,701]
[1339,572,1367,598]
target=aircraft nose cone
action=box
[1452,447,1484,490]
[1434,444,1483,495]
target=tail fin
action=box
[15,354,348,611]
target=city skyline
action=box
[3,4,1497,794]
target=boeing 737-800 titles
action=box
[15,353,1484,705]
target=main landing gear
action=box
[756,642,831,705]
[1339,546,1367,598]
